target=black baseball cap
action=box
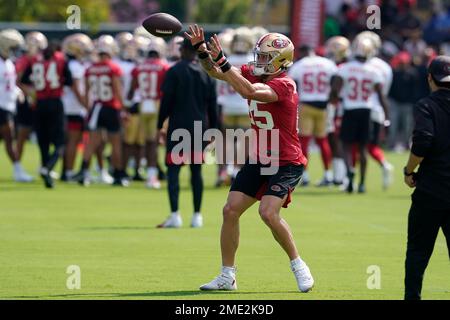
[179,37,196,52]
[428,55,450,83]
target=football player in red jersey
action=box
[128,37,170,189]
[79,35,128,187]
[185,25,314,293]
[15,32,48,167]
[20,41,73,188]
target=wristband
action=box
[216,56,227,66]
[219,60,232,73]
[403,167,414,177]
[198,51,209,60]
[193,41,205,50]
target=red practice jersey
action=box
[22,53,70,100]
[241,64,307,167]
[15,55,33,75]
[131,58,170,100]
[85,59,123,109]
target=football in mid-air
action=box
[142,13,182,37]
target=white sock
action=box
[302,170,310,182]
[147,167,157,179]
[324,170,333,181]
[171,211,180,217]
[194,212,201,216]
[13,162,21,171]
[221,266,236,278]
[290,257,305,270]
[65,170,74,178]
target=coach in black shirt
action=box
[403,56,450,300]
[156,38,218,229]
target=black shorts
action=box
[340,109,371,144]
[0,109,13,127]
[369,121,381,145]
[34,98,65,147]
[87,104,121,133]
[15,99,34,128]
[66,115,85,132]
[230,162,304,208]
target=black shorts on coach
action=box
[88,104,121,133]
[230,162,304,208]
[340,108,372,144]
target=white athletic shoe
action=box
[146,177,161,189]
[191,213,203,228]
[199,273,237,291]
[382,162,394,190]
[157,214,182,228]
[14,169,34,182]
[292,261,314,293]
[99,169,114,185]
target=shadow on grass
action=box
[3,290,299,299]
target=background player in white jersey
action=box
[0,29,33,182]
[61,33,93,182]
[324,36,351,186]
[115,32,144,182]
[128,36,169,189]
[330,38,390,194]
[289,45,337,186]
[355,31,394,190]
[215,27,254,186]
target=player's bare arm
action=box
[72,79,86,109]
[329,75,343,104]
[112,75,124,108]
[128,76,138,102]
[374,83,390,123]
[208,34,278,103]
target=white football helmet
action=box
[217,28,234,56]
[62,33,94,59]
[355,31,382,54]
[115,32,135,60]
[352,37,376,60]
[96,35,119,57]
[25,31,48,55]
[0,29,25,58]
[325,36,350,64]
[231,27,254,54]
[148,37,167,57]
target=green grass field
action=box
[0,143,448,300]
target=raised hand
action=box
[184,24,207,52]
[208,34,224,62]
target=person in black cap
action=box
[156,37,218,229]
[403,55,450,300]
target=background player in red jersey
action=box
[15,32,48,168]
[128,37,169,189]
[185,25,314,293]
[20,41,73,188]
[79,35,127,187]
